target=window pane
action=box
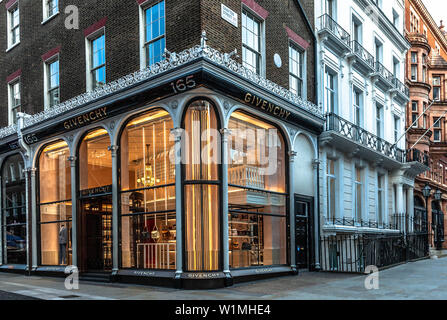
[41,222,72,266]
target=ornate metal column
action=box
[24,166,31,273]
[109,145,119,275]
[68,156,78,268]
[288,151,297,273]
[30,167,38,271]
[220,128,232,285]
[171,128,183,285]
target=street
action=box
[0,257,446,300]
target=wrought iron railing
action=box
[406,149,430,166]
[324,216,399,231]
[392,77,410,97]
[321,233,429,273]
[317,14,351,47]
[350,40,375,69]
[374,61,394,84]
[325,113,405,162]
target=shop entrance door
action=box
[295,195,313,270]
[79,195,113,272]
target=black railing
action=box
[392,77,410,97]
[324,216,397,230]
[317,14,351,47]
[375,61,394,84]
[350,40,375,69]
[321,233,430,273]
[406,149,430,166]
[325,113,405,162]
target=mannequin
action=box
[59,224,68,265]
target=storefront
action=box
[0,44,324,288]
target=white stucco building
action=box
[314,0,428,270]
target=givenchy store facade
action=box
[0,45,324,288]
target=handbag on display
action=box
[151,224,160,241]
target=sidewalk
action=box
[0,257,446,300]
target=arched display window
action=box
[78,128,112,272]
[227,110,287,268]
[183,99,221,272]
[119,109,176,270]
[1,154,26,265]
[38,141,72,266]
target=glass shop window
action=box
[227,110,287,269]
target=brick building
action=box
[0,0,323,288]
[405,0,447,252]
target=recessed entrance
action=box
[79,195,112,272]
[78,128,113,273]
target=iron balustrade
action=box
[321,233,430,273]
[317,14,351,47]
[324,216,399,230]
[325,113,405,162]
[406,149,430,166]
[392,77,410,97]
[350,40,375,69]
[374,61,394,84]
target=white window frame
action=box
[376,103,384,138]
[85,28,106,92]
[7,3,20,51]
[139,0,166,70]
[8,79,21,126]
[325,67,337,114]
[353,166,363,223]
[377,173,385,226]
[289,42,306,98]
[241,7,265,77]
[326,159,337,221]
[43,55,60,109]
[42,0,59,23]
[353,87,363,127]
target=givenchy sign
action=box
[244,93,291,121]
[64,107,108,130]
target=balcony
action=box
[317,14,351,56]
[321,113,405,167]
[406,149,430,167]
[372,61,395,92]
[391,77,410,104]
[347,40,375,75]
[406,33,431,52]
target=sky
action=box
[422,0,447,27]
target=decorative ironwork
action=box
[374,61,394,84]
[325,112,405,163]
[350,40,375,69]
[406,148,430,166]
[392,77,410,97]
[317,14,351,47]
[321,233,430,273]
[0,38,322,140]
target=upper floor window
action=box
[394,116,400,142]
[375,39,383,63]
[377,174,385,224]
[45,58,60,108]
[354,167,363,223]
[352,16,362,44]
[393,57,400,77]
[326,159,336,221]
[43,0,59,20]
[325,0,335,18]
[434,117,442,142]
[433,76,441,101]
[392,9,399,28]
[376,103,383,138]
[7,5,20,49]
[8,81,21,125]
[242,9,263,75]
[88,34,106,90]
[410,11,419,33]
[325,68,337,114]
[289,44,304,97]
[353,89,362,127]
[144,1,166,67]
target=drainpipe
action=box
[17,112,35,276]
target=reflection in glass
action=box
[1,154,26,264]
[38,141,72,266]
[228,111,287,269]
[183,100,220,271]
[120,109,176,269]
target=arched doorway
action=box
[78,128,112,272]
